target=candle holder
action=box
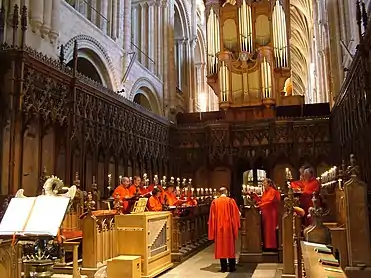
[154,174,159,186]
[107,174,112,192]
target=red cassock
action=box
[300,178,320,219]
[290,180,304,190]
[208,196,240,259]
[112,186,132,213]
[257,187,281,249]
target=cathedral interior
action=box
[0,0,370,277]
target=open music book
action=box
[0,195,70,237]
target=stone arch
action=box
[63,35,117,89]
[129,78,162,115]
[174,0,191,39]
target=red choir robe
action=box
[290,180,304,190]
[256,187,280,249]
[112,185,132,213]
[300,178,320,222]
[163,191,178,206]
[148,195,163,211]
[208,195,240,259]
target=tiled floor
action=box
[159,244,282,278]
[159,244,255,278]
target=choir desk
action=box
[301,241,346,278]
[115,212,173,278]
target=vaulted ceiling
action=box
[289,0,313,96]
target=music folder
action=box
[0,195,71,237]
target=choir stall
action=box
[239,184,283,263]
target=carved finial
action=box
[74,172,80,188]
[11,4,19,46]
[84,192,95,214]
[284,187,299,214]
[356,1,363,39]
[308,192,327,220]
[361,1,368,30]
[113,193,123,214]
[347,154,361,178]
[59,44,65,65]
[72,40,78,76]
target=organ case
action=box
[115,212,173,278]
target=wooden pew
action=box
[300,241,346,278]
[171,204,210,262]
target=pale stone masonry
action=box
[3,0,219,117]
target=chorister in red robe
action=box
[255,181,281,249]
[208,194,240,259]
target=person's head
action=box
[299,164,311,179]
[303,168,314,181]
[133,176,141,186]
[152,188,161,198]
[262,178,276,190]
[166,184,174,193]
[219,187,228,196]
[121,177,130,187]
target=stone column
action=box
[156,0,163,79]
[167,0,176,113]
[112,0,117,40]
[148,1,155,72]
[30,0,44,33]
[49,0,61,44]
[123,0,132,74]
[176,40,183,89]
[90,0,97,25]
[40,0,52,38]
[140,3,148,66]
[188,39,197,112]
[107,0,112,37]
[100,0,108,34]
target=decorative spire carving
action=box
[284,187,299,215]
[85,192,96,215]
[346,154,361,179]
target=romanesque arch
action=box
[129,78,162,115]
[64,35,117,90]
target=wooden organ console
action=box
[115,212,173,278]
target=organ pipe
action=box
[260,57,272,98]
[272,0,288,68]
[238,0,253,53]
[219,61,230,102]
[207,8,220,75]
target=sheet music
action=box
[0,197,36,235]
[24,195,70,236]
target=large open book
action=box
[0,195,70,237]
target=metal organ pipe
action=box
[207,8,220,75]
[238,0,253,53]
[219,61,229,102]
[272,0,288,68]
[261,57,272,98]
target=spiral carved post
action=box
[282,187,299,277]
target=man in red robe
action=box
[300,168,320,225]
[290,165,309,190]
[112,177,133,213]
[208,187,240,272]
[255,178,280,250]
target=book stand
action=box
[0,176,76,278]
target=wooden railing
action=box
[171,204,210,261]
